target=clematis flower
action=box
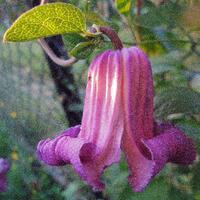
[0,158,9,192]
[37,47,196,192]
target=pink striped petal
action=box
[122,47,154,152]
[121,47,196,192]
[37,50,125,190]
[121,47,155,192]
[122,131,155,192]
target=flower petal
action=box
[0,159,9,174]
[122,131,155,192]
[0,174,7,192]
[122,47,154,152]
[121,47,155,192]
[121,47,196,192]
[0,159,9,192]
[37,50,125,191]
[122,125,196,192]
[75,50,124,190]
[142,126,196,175]
[57,137,105,190]
[37,125,81,165]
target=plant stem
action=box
[38,39,77,67]
[126,0,142,44]
[135,0,143,43]
[126,14,138,42]
[98,26,123,49]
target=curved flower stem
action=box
[38,39,77,67]
[38,0,77,67]
[98,26,123,50]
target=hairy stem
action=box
[98,26,123,49]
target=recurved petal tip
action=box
[143,126,196,176]
[36,125,81,166]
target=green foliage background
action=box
[0,0,200,199]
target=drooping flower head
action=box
[37,47,196,192]
[0,158,9,192]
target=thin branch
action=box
[126,15,138,42]
[40,0,47,5]
[136,0,142,17]
[38,39,77,67]
[133,0,143,43]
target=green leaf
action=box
[70,41,95,59]
[63,33,87,50]
[63,33,105,59]
[115,0,131,15]
[155,87,200,119]
[3,3,86,42]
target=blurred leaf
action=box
[151,50,182,74]
[182,2,200,32]
[115,0,132,15]
[137,3,185,54]
[63,33,87,50]
[118,177,169,200]
[136,2,183,29]
[85,11,120,32]
[85,11,109,26]
[183,54,200,71]
[62,181,82,200]
[0,122,12,157]
[70,41,95,59]
[63,31,105,59]
[192,161,200,195]
[168,186,192,200]
[104,164,128,200]
[152,27,186,51]
[3,3,86,42]
[140,27,166,55]
[69,35,104,59]
[152,63,173,74]
[176,119,200,140]
[88,41,112,63]
[155,87,200,119]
